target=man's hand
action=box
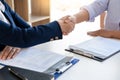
[0,46,21,60]
[87,29,113,38]
[57,15,75,35]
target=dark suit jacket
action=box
[0,0,62,50]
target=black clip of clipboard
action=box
[65,49,103,62]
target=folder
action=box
[0,66,54,80]
[65,36,120,62]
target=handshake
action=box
[57,15,76,35]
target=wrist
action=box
[110,30,120,39]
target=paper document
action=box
[0,47,66,72]
[68,36,120,61]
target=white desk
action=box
[34,23,120,80]
[1,23,120,80]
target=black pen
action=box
[8,68,28,80]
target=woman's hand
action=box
[0,46,21,60]
[87,29,113,38]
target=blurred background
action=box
[50,0,100,36]
[50,0,95,20]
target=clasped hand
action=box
[57,15,76,35]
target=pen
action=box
[8,68,28,80]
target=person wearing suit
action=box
[0,0,75,60]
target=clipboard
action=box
[65,37,120,62]
[0,47,79,79]
[44,56,79,79]
[0,57,79,79]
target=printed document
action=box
[0,47,66,72]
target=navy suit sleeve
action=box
[0,1,63,48]
[4,1,31,28]
[0,20,63,48]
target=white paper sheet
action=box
[0,47,65,72]
[69,36,120,57]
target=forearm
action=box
[73,8,89,24]
[111,31,120,39]
[0,21,62,48]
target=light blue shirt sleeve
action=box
[83,0,109,22]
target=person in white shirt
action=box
[67,0,120,39]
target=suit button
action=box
[55,36,59,40]
[50,38,54,41]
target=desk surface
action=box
[1,23,120,80]
[34,23,120,80]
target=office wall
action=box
[50,0,100,32]
[50,0,94,21]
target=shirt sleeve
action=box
[83,0,109,22]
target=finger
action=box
[61,15,71,20]
[0,46,12,60]
[64,19,72,23]
[68,16,76,23]
[11,48,21,59]
[64,17,75,23]
[67,22,75,32]
[63,32,68,35]
[6,48,21,59]
[6,48,16,60]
